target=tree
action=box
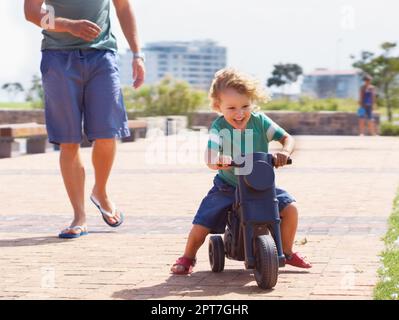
[267,63,303,98]
[1,82,24,101]
[25,75,44,109]
[352,42,399,122]
[123,77,206,116]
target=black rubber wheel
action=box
[209,235,225,272]
[254,235,278,289]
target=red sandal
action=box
[171,256,196,275]
[285,252,312,269]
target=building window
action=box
[186,55,201,59]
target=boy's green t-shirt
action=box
[207,112,287,187]
[42,0,117,51]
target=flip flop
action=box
[58,226,88,239]
[90,195,125,228]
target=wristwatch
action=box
[133,52,145,62]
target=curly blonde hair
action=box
[209,68,270,111]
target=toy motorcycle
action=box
[208,152,291,289]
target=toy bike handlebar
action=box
[229,157,292,168]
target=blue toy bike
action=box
[208,152,291,289]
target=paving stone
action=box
[1,134,399,299]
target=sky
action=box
[1,0,398,101]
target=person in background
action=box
[358,74,377,136]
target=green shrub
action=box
[380,122,399,136]
[259,97,358,112]
[123,78,207,116]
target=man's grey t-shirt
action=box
[42,0,117,51]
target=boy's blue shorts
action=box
[192,175,296,234]
[41,49,130,144]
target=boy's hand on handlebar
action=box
[217,155,233,169]
[273,151,290,168]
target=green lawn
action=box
[0,102,35,110]
[374,189,399,300]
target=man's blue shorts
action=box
[41,49,130,144]
[193,175,296,234]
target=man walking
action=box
[24,0,145,238]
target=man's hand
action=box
[132,58,145,89]
[67,20,102,42]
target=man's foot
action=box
[59,221,88,239]
[285,252,312,268]
[91,190,122,226]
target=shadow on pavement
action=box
[0,236,66,247]
[111,270,283,299]
[279,269,310,274]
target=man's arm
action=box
[113,0,145,88]
[24,0,101,42]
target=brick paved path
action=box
[1,133,399,300]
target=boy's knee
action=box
[191,224,210,242]
[281,203,298,218]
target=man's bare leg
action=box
[59,143,86,234]
[91,138,121,225]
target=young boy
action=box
[171,68,312,274]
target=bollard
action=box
[165,117,176,136]
[26,135,47,154]
[0,137,13,158]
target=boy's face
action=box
[216,89,253,130]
